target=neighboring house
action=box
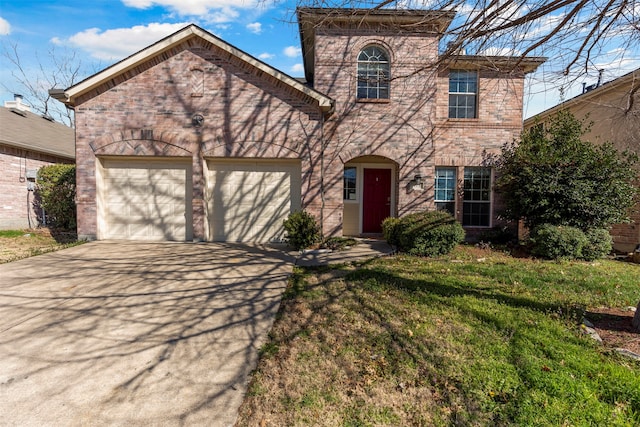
[524,68,640,253]
[0,95,75,230]
[51,8,544,242]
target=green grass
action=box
[237,246,640,426]
[0,230,27,238]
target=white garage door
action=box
[99,159,193,241]
[207,160,301,242]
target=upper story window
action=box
[357,46,390,100]
[449,70,477,118]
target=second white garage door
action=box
[207,159,301,242]
[98,159,193,241]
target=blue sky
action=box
[1,0,639,119]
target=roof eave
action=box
[443,55,547,74]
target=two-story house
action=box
[52,8,544,242]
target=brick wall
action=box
[74,29,530,241]
[0,144,72,229]
[313,26,526,235]
[74,40,323,240]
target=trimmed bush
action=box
[36,164,76,230]
[530,224,588,260]
[385,210,465,257]
[582,228,613,261]
[283,210,321,250]
[382,217,401,246]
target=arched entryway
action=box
[343,155,397,235]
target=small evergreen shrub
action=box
[36,164,76,230]
[530,224,588,260]
[386,211,465,257]
[382,217,401,246]
[283,210,321,250]
[582,228,613,261]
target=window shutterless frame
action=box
[357,46,390,100]
[449,70,477,119]
[435,167,456,216]
[462,167,491,227]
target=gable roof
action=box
[51,24,334,118]
[0,107,75,160]
[524,67,640,125]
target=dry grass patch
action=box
[0,228,81,263]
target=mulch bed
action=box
[588,308,640,356]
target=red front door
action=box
[362,168,391,233]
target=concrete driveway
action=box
[0,241,294,426]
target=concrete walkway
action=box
[0,241,294,427]
[294,238,395,267]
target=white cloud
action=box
[290,63,304,74]
[64,22,189,61]
[283,46,301,58]
[258,52,274,60]
[0,16,11,35]
[246,22,261,34]
[122,0,260,17]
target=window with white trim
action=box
[463,167,491,226]
[449,70,477,118]
[344,166,357,200]
[435,167,456,216]
[357,46,390,100]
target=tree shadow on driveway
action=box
[0,241,294,426]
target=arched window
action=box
[357,46,390,100]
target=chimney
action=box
[4,94,31,112]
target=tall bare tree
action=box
[2,42,93,127]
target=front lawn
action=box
[237,246,640,426]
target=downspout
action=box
[319,112,325,238]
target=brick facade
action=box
[62,12,541,242]
[311,17,530,237]
[74,40,324,240]
[0,144,72,229]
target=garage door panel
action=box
[207,160,301,243]
[100,159,192,241]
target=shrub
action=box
[283,210,321,250]
[582,228,613,261]
[382,217,401,246]
[530,224,588,260]
[36,164,76,230]
[387,210,465,257]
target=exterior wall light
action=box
[409,174,424,192]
